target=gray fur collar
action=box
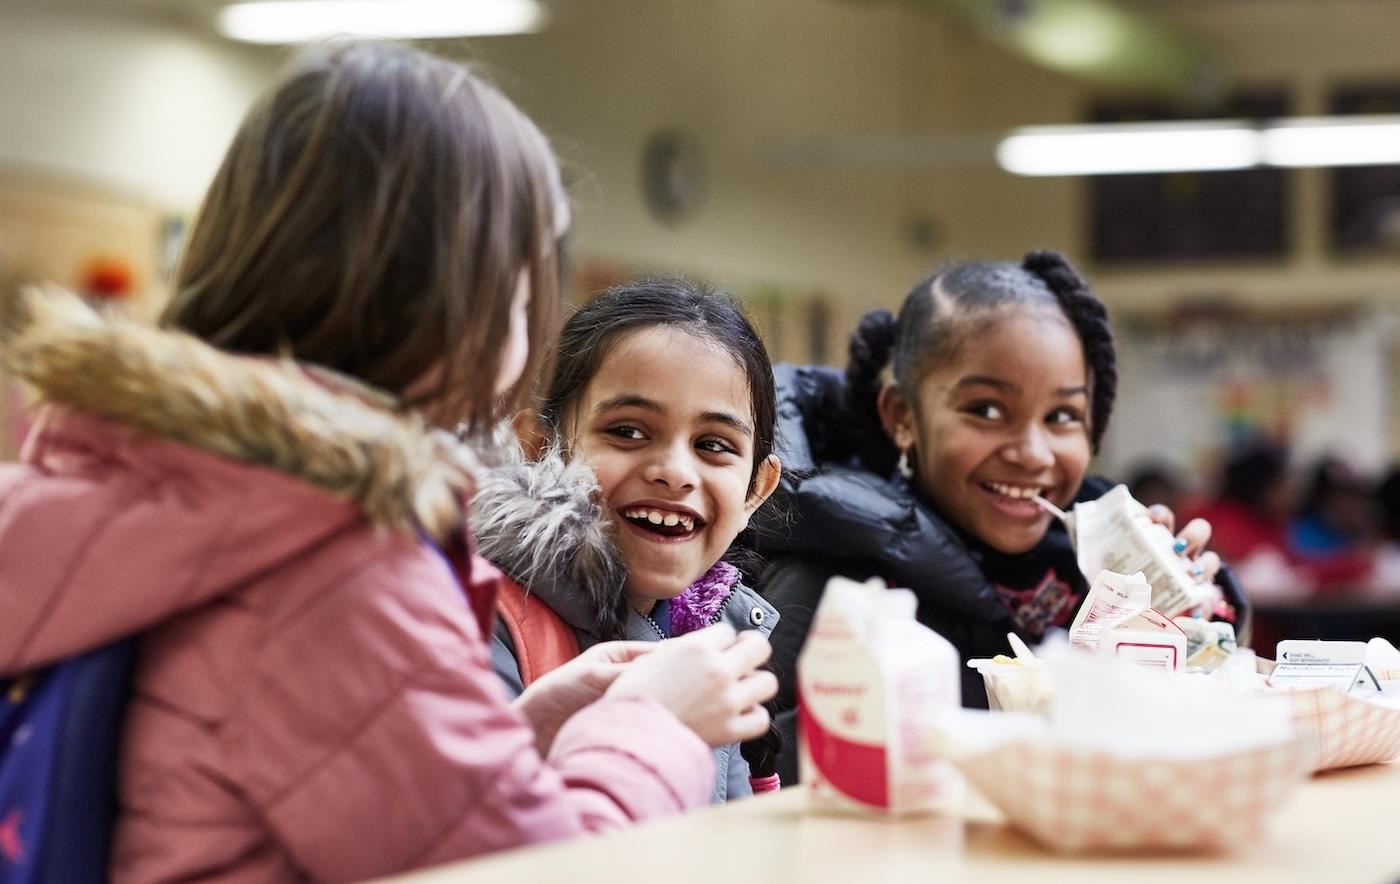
[470,439,628,636]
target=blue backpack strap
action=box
[0,640,137,884]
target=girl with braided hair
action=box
[753,250,1247,785]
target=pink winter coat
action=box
[0,289,714,882]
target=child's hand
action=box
[607,623,778,748]
[514,641,655,756]
[1147,505,1222,585]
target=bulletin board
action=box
[0,167,173,459]
[1098,307,1393,482]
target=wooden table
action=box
[381,762,1400,884]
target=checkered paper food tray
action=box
[1286,688,1400,772]
[957,739,1311,853]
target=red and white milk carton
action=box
[797,576,962,814]
[1070,570,1188,671]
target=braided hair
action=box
[844,250,1117,477]
[1022,250,1117,452]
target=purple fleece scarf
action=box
[668,560,741,636]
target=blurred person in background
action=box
[1376,466,1400,544]
[1189,445,1382,596]
[1287,455,1378,590]
[1126,460,1189,517]
[1186,443,1294,564]
[1367,466,1400,594]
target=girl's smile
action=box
[976,481,1053,523]
[619,500,704,541]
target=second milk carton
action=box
[798,576,963,814]
[1069,570,1189,671]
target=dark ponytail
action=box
[1021,250,1117,452]
[843,309,900,476]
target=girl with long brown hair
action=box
[0,41,774,881]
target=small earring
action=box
[897,448,914,480]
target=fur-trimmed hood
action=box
[470,439,628,636]
[1,285,476,540]
[0,285,492,670]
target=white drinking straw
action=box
[1032,494,1069,523]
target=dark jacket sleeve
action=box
[762,558,865,715]
[759,556,897,786]
[1215,564,1252,647]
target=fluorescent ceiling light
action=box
[1017,6,1124,70]
[218,0,547,44]
[997,122,1260,176]
[1262,116,1400,168]
[998,114,1400,176]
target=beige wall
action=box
[462,0,1091,360]
[471,0,1400,321]
[0,7,273,212]
[471,0,935,302]
[6,0,1400,323]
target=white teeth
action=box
[990,482,1041,500]
[623,507,698,531]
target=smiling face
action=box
[569,326,779,610]
[880,307,1092,554]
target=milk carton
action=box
[798,576,963,814]
[1070,570,1188,671]
[1065,485,1211,617]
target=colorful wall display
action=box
[1100,307,1393,483]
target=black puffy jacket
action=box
[751,363,1249,785]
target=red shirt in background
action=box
[1187,498,1375,591]
[1185,498,1289,562]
